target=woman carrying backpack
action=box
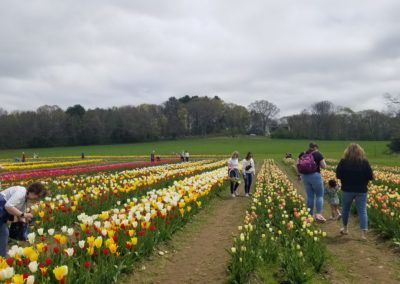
[297,142,327,222]
[336,144,373,240]
[242,152,255,197]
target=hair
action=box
[343,143,367,163]
[27,182,47,198]
[245,152,252,160]
[328,179,337,188]
[231,151,239,159]
[309,142,318,150]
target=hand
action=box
[24,213,33,221]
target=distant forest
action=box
[0,95,399,151]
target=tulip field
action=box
[0,140,399,283]
[229,160,326,283]
[0,158,229,283]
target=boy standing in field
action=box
[326,179,341,220]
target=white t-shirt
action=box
[242,158,255,174]
[228,158,239,170]
[0,186,27,212]
[185,152,190,158]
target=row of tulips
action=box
[321,169,400,243]
[0,166,228,283]
[0,159,178,182]
[1,160,103,171]
[31,160,226,229]
[229,160,326,284]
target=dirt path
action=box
[277,161,400,284]
[125,183,250,284]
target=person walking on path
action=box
[242,152,255,197]
[297,142,327,222]
[336,143,373,240]
[184,151,190,162]
[325,179,341,220]
[228,151,240,198]
[150,150,155,163]
[0,182,47,256]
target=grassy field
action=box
[0,137,398,166]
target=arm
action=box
[366,161,374,181]
[336,160,343,179]
[5,206,33,221]
[320,159,327,169]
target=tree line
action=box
[0,95,398,151]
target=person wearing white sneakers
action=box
[228,151,240,197]
[242,152,255,197]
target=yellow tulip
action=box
[53,265,68,281]
[12,274,24,284]
[94,237,103,249]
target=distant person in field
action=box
[0,182,47,256]
[228,151,240,197]
[336,143,373,240]
[21,152,26,163]
[297,142,327,222]
[325,179,341,220]
[81,152,85,159]
[180,150,185,162]
[150,150,155,163]
[185,151,190,162]
[242,152,255,197]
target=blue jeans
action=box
[341,192,368,230]
[244,173,253,194]
[0,222,8,257]
[0,195,10,257]
[302,172,324,215]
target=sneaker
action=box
[232,194,236,198]
[315,214,326,223]
[340,227,348,235]
[245,193,249,197]
[235,191,239,196]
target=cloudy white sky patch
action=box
[1,0,400,115]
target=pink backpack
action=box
[297,151,318,174]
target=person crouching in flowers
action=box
[325,179,341,220]
[228,151,240,197]
[0,182,47,256]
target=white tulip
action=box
[28,261,38,273]
[27,275,35,284]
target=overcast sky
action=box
[1,0,399,116]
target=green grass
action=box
[0,137,398,166]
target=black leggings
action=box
[229,169,240,194]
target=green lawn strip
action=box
[0,137,397,166]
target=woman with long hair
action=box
[336,143,373,240]
[228,151,240,197]
[242,152,255,197]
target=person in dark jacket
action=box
[336,143,373,240]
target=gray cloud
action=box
[0,0,400,116]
